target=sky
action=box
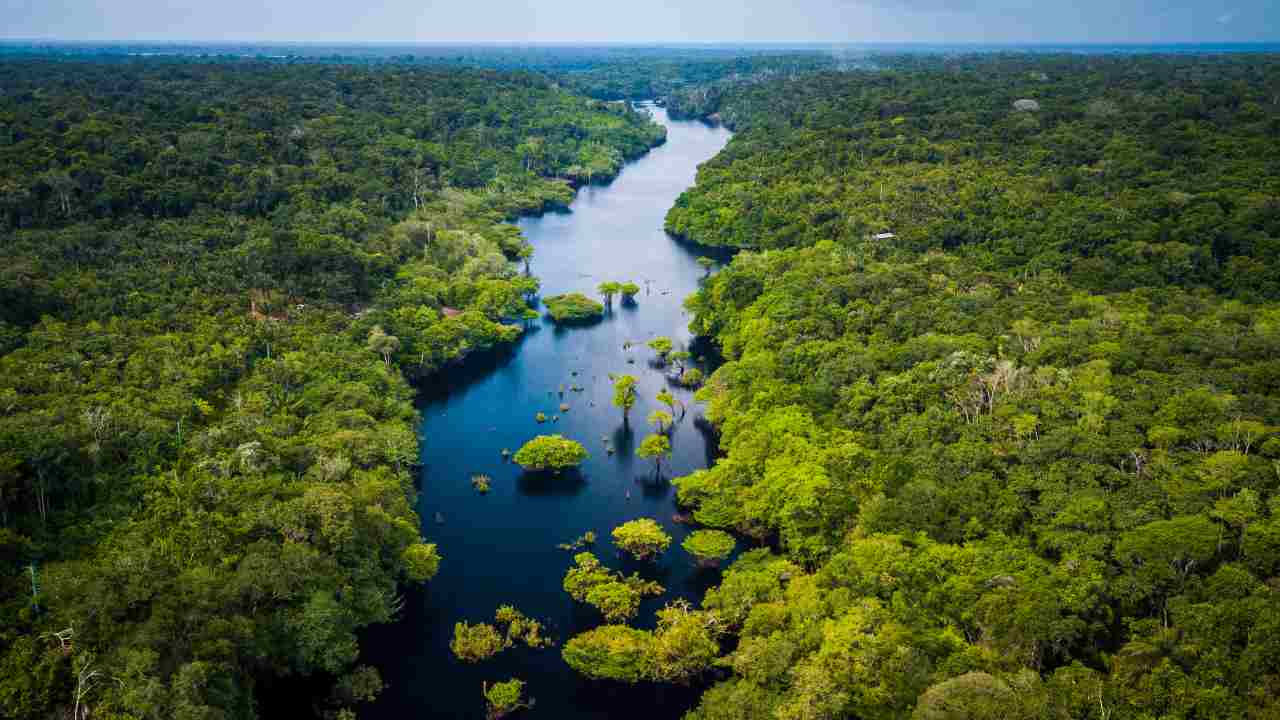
[2,0,1277,44]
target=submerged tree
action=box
[483,679,530,720]
[696,256,715,277]
[512,435,588,472]
[563,552,663,621]
[647,336,674,364]
[669,350,692,374]
[648,409,674,434]
[611,374,638,424]
[637,434,672,480]
[452,606,554,663]
[612,518,672,561]
[620,281,641,301]
[598,281,622,308]
[657,389,684,421]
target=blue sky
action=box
[2,0,1276,43]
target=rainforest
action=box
[3,42,1280,720]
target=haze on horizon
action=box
[2,0,1278,45]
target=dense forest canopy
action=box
[658,53,1280,719]
[8,45,1280,720]
[0,59,664,719]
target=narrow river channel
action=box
[362,106,734,719]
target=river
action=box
[361,106,734,719]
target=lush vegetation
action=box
[512,435,589,472]
[611,518,673,561]
[451,606,552,662]
[681,529,736,568]
[562,552,663,622]
[543,292,605,323]
[655,54,1280,719]
[0,58,664,720]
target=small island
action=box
[544,293,605,324]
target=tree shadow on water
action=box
[610,424,636,466]
[516,468,587,498]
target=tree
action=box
[669,350,692,373]
[637,434,672,479]
[402,543,441,582]
[562,625,654,682]
[648,409,674,434]
[563,552,663,621]
[620,281,641,301]
[697,256,715,277]
[648,601,721,684]
[648,336,674,364]
[482,679,529,720]
[598,281,622,307]
[611,374,638,424]
[512,435,588,472]
[657,388,684,421]
[682,530,736,568]
[612,518,672,561]
[544,293,604,324]
[452,607,551,662]
[452,622,507,663]
[366,326,401,369]
[678,368,705,388]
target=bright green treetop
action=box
[512,435,588,472]
[612,518,672,561]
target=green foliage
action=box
[561,601,720,684]
[611,518,672,561]
[482,678,528,720]
[544,293,605,323]
[598,281,623,306]
[648,336,674,360]
[648,409,674,433]
[451,622,508,663]
[403,543,443,582]
[620,281,641,299]
[451,606,552,663]
[562,552,663,621]
[672,53,1280,720]
[677,368,705,388]
[0,55,666,719]
[637,434,673,477]
[512,435,589,472]
[682,530,737,568]
[611,374,639,420]
[562,625,655,683]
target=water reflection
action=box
[362,106,734,720]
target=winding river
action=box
[362,106,734,719]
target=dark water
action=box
[362,106,733,720]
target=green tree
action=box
[598,281,622,307]
[452,622,507,663]
[366,325,401,369]
[637,434,672,479]
[612,518,672,561]
[611,374,638,424]
[512,435,589,472]
[562,626,654,682]
[402,543,442,582]
[648,409,674,434]
[563,552,663,621]
[483,679,529,720]
[648,336,674,363]
[682,530,736,568]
